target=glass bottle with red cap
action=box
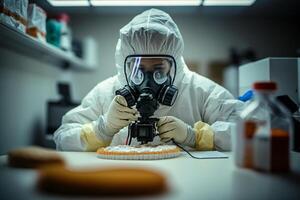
[55,13,72,52]
[234,81,292,172]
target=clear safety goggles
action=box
[124,55,176,85]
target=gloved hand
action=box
[157,116,189,144]
[101,95,138,136]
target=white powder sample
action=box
[104,145,178,153]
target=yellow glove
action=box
[101,95,138,136]
[193,121,214,151]
[80,123,110,151]
[157,116,188,144]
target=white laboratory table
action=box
[0,151,300,200]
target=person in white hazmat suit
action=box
[54,9,244,152]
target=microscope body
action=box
[129,93,159,144]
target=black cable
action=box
[128,132,132,145]
[126,134,221,159]
[171,139,204,159]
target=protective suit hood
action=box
[115,8,187,87]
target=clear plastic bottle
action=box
[234,82,292,172]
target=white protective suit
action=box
[54,9,244,151]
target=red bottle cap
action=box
[55,13,70,23]
[253,82,277,90]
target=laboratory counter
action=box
[0,151,300,200]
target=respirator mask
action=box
[115,55,178,144]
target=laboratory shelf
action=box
[0,22,95,71]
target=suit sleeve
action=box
[201,84,244,151]
[53,84,112,151]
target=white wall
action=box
[69,13,299,100]
[70,15,130,100]
[0,48,64,154]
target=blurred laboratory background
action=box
[0,0,299,154]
